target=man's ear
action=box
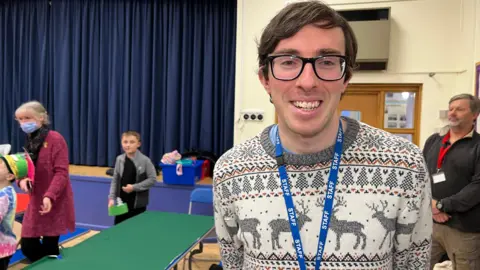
[342,76,351,94]
[6,174,14,182]
[258,68,271,96]
[338,77,351,100]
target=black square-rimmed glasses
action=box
[266,54,347,81]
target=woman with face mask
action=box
[14,101,75,263]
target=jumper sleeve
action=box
[213,158,244,269]
[441,148,480,213]
[392,157,433,269]
[108,156,121,199]
[0,195,10,223]
[44,135,70,202]
[132,158,157,191]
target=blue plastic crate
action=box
[160,160,204,186]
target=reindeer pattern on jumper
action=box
[223,192,423,257]
[213,119,432,269]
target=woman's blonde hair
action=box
[15,101,50,125]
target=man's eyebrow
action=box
[270,48,343,56]
[317,48,342,55]
[271,48,299,55]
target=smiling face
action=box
[259,24,349,138]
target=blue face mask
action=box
[21,122,40,134]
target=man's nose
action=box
[295,63,317,91]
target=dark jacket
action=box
[108,150,157,209]
[423,126,480,232]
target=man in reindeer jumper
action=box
[212,1,432,269]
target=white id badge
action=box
[432,172,446,184]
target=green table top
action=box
[25,211,214,270]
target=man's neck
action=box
[277,116,344,154]
[449,125,473,142]
[127,152,137,159]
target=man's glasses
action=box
[266,54,347,81]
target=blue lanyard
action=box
[275,120,344,270]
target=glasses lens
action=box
[271,56,303,80]
[315,56,346,80]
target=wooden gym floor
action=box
[9,165,220,269]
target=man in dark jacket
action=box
[423,93,480,269]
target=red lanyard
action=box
[437,132,451,169]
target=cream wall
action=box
[476,0,480,75]
[233,0,479,148]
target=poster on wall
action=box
[476,62,480,133]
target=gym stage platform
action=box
[14,165,214,231]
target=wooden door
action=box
[337,92,381,128]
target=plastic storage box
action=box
[160,160,204,186]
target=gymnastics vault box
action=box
[160,160,204,186]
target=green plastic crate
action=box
[108,202,128,216]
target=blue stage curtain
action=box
[47,0,236,166]
[0,0,51,153]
